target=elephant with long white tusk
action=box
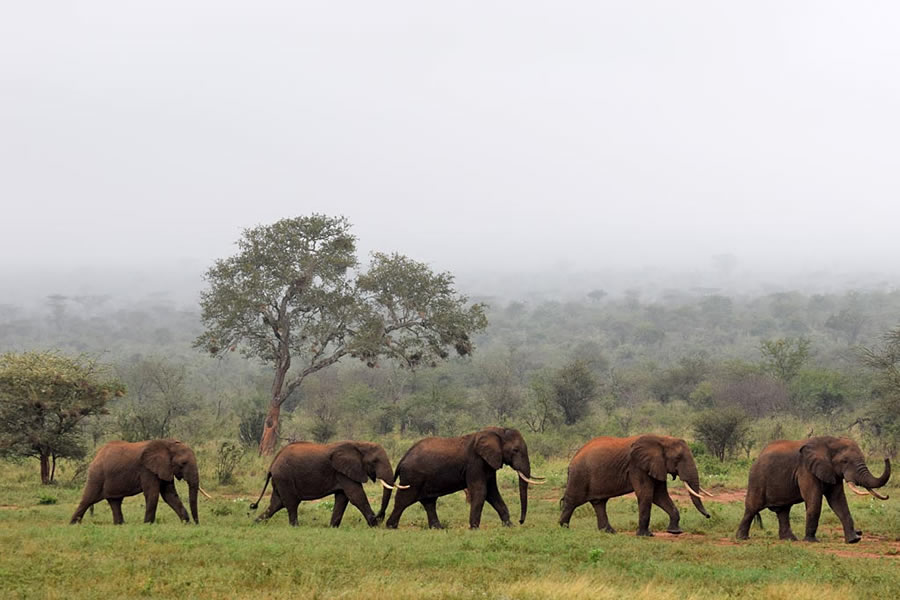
[250,440,401,528]
[559,434,711,536]
[386,427,544,529]
[737,436,891,544]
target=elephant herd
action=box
[70,428,891,544]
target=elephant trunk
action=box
[374,463,395,522]
[515,455,531,525]
[679,461,710,519]
[186,466,200,524]
[852,458,891,489]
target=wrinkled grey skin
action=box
[559,434,710,536]
[386,427,535,529]
[250,440,398,527]
[70,439,201,525]
[737,436,890,543]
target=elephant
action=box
[736,436,891,543]
[70,439,210,525]
[249,440,403,527]
[559,435,712,536]
[385,427,545,529]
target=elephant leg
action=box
[633,479,655,536]
[385,488,417,529]
[559,495,581,528]
[143,480,161,524]
[330,492,349,528]
[590,499,615,533]
[802,493,823,542]
[774,506,797,541]
[344,483,377,527]
[652,483,681,534]
[255,489,284,523]
[160,482,190,523]
[824,485,860,544]
[108,498,125,525]
[70,482,102,524]
[736,500,762,540]
[467,480,488,529]
[285,500,301,527]
[485,475,512,526]
[421,498,443,529]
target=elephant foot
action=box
[601,526,616,534]
[666,527,683,535]
[845,533,861,544]
[430,522,445,530]
[735,532,749,541]
[802,536,819,543]
[385,522,398,530]
[365,517,378,527]
[559,522,570,528]
[501,520,513,527]
[855,529,863,536]
[636,529,653,537]
[779,533,798,541]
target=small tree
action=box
[693,407,750,462]
[0,352,124,484]
[552,360,597,426]
[759,337,810,383]
[196,215,487,454]
[114,356,196,441]
[860,326,900,454]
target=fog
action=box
[2,2,899,305]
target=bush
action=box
[693,407,750,462]
[215,441,244,485]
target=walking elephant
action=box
[70,439,210,525]
[250,440,403,527]
[736,436,890,543]
[559,435,712,536]
[385,427,545,529]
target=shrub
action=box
[215,441,244,485]
[693,407,750,461]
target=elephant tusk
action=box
[699,486,715,497]
[846,482,869,496]
[394,480,410,490]
[683,481,704,499]
[378,478,396,490]
[198,486,213,500]
[516,471,545,485]
[867,487,889,501]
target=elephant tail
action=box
[754,513,763,530]
[249,472,271,510]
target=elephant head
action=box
[629,435,711,519]
[800,436,891,499]
[141,439,202,524]
[329,442,400,521]
[474,427,544,524]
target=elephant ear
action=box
[474,431,503,471]
[141,440,174,482]
[629,436,667,481]
[800,441,837,484]
[329,444,368,484]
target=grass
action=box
[1,454,898,599]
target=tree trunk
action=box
[40,452,50,485]
[50,454,57,484]
[258,402,282,456]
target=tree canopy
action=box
[195,214,488,453]
[0,351,124,483]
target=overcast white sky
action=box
[2,1,899,282]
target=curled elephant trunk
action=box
[374,466,398,523]
[851,458,891,499]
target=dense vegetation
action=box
[1,283,898,464]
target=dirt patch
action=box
[0,505,22,510]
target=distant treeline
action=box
[1,287,898,458]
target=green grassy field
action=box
[1,455,898,600]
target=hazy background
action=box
[2,1,899,305]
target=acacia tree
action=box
[0,352,125,484]
[860,326,900,452]
[195,215,487,454]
